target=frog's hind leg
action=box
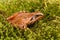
[7,13,19,20]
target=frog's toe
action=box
[24,25,27,29]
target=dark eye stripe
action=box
[30,16,35,21]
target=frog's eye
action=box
[35,13,43,17]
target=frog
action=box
[7,11,44,30]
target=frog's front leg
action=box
[23,24,27,30]
[24,24,30,31]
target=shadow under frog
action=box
[7,11,44,30]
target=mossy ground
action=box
[0,0,60,40]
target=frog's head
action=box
[28,12,44,24]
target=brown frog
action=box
[7,11,44,30]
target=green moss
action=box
[0,0,60,40]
